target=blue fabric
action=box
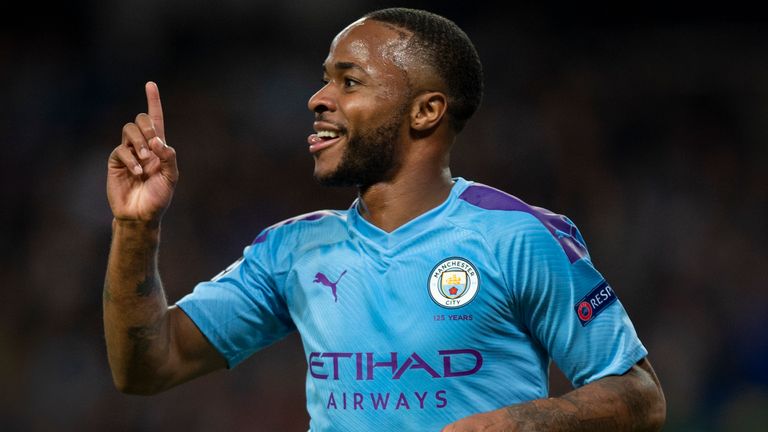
[176,177,647,431]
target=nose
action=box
[308,83,337,114]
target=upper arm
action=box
[508,217,648,387]
[573,357,666,429]
[635,357,666,421]
[131,240,295,393]
[440,357,665,431]
[157,305,228,390]
[173,242,296,368]
[630,357,664,400]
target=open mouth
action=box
[308,129,344,154]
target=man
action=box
[104,8,665,431]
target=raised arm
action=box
[442,357,666,431]
[103,82,226,395]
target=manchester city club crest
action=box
[428,257,480,308]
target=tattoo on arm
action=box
[503,363,662,431]
[127,320,163,358]
[576,367,656,427]
[136,275,158,297]
[102,274,158,301]
[505,399,622,431]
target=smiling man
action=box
[103,8,665,431]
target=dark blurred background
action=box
[1,1,766,431]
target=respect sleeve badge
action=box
[574,280,618,326]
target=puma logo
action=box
[313,270,347,303]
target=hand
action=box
[441,409,516,432]
[107,82,178,224]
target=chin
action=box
[313,166,340,187]
[313,166,360,188]
[312,160,335,182]
[314,172,348,187]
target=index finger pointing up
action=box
[145,81,165,141]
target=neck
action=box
[357,162,454,233]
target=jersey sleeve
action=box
[507,215,648,387]
[175,234,296,369]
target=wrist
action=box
[112,218,162,236]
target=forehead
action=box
[325,18,411,73]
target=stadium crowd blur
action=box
[1,2,766,431]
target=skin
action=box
[440,358,666,431]
[104,83,225,394]
[308,18,455,231]
[104,18,666,430]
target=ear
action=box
[410,92,447,131]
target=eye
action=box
[344,77,359,88]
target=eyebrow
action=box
[322,62,368,75]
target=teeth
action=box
[317,130,339,138]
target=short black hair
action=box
[364,8,483,133]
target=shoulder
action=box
[251,209,349,246]
[454,181,561,229]
[457,182,551,217]
[453,181,589,263]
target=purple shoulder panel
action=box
[458,184,588,263]
[252,211,332,244]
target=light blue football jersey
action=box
[176,177,647,431]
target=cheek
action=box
[344,96,405,132]
[375,73,408,101]
[342,97,380,124]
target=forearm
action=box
[442,360,665,432]
[103,219,171,394]
[504,361,665,431]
